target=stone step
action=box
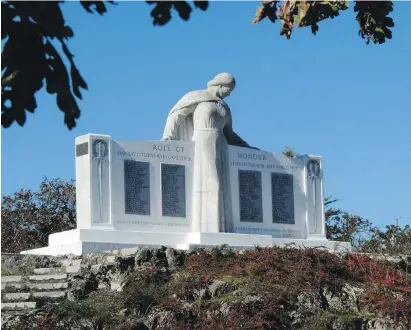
[1,309,33,316]
[1,276,22,283]
[2,273,67,285]
[3,291,66,302]
[33,267,66,275]
[65,265,81,273]
[1,301,37,311]
[60,259,82,268]
[28,274,67,281]
[3,292,31,302]
[32,291,66,299]
[28,282,69,291]
[1,283,17,290]
[2,281,68,292]
[33,265,80,275]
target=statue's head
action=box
[207,72,236,99]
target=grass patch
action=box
[219,275,248,285]
[33,292,129,329]
[208,292,239,305]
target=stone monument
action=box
[21,73,351,256]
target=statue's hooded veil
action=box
[165,73,235,140]
[164,90,218,140]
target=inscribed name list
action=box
[161,164,186,217]
[239,170,263,223]
[124,160,151,215]
[271,173,295,224]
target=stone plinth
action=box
[21,134,351,256]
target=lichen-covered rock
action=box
[67,271,99,300]
[165,247,185,269]
[116,256,136,272]
[325,284,364,313]
[331,317,366,330]
[146,307,177,330]
[194,287,211,300]
[366,318,407,330]
[108,272,128,291]
[1,314,24,330]
[134,248,153,267]
[243,294,263,305]
[297,291,322,313]
[208,279,236,297]
[219,301,232,317]
[143,247,168,268]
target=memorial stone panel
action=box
[124,160,151,215]
[76,142,88,157]
[271,173,295,224]
[161,164,186,217]
[238,170,263,223]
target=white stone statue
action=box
[161,73,257,233]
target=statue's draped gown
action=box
[191,100,232,232]
[162,92,238,233]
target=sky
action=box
[1,2,411,229]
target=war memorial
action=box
[22,73,350,256]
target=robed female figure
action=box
[162,73,257,233]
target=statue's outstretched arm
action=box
[224,108,260,150]
[162,104,194,140]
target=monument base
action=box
[20,228,351,256]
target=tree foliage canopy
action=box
[1,177,76,252]
[1,1,395,130]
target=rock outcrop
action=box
[2,247,410,330]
